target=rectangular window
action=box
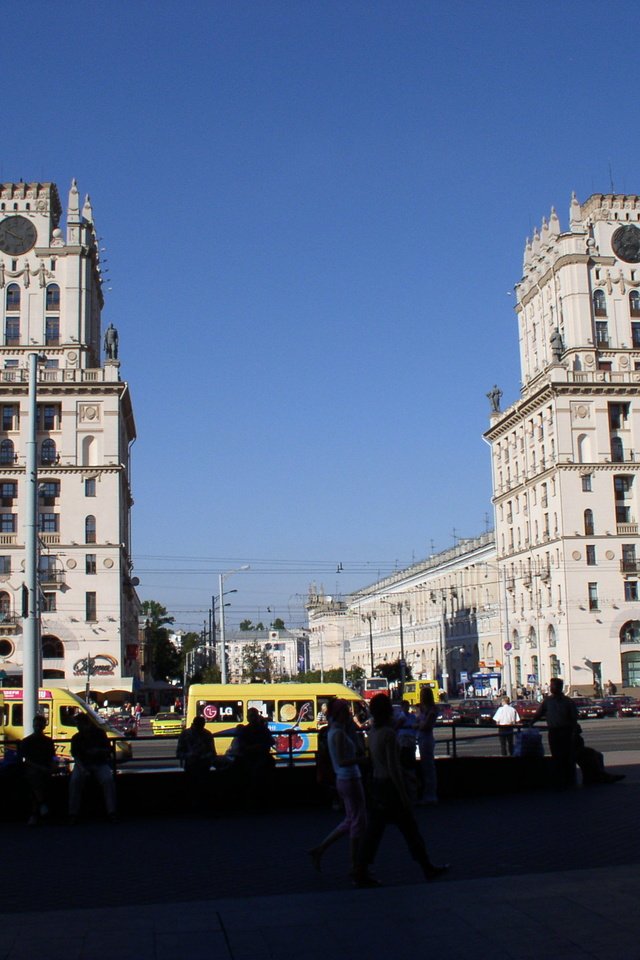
[84,478,96,497]
[625,581,639,602]
[622,544,637,573]
[45,317,59,346]
[38,513,59,533]
[588,583,599,611]
[5,317,19,346]
[195,700,244,723]
[596,321,609,347]
[1,405,17,431]
[44,359,59,369]
[0,556,11,575]
[633,323,640,348]
[597,360,613,372]
[39,481,59,505]
[616,505,631,524]
[86,554,96,575]
[586,545,597,566]
[0,482,16,504]
[43,592,56,612]
[581,474,592,492]
[38,404,61,431]
[85,591,97,622]
[0,514,16,533]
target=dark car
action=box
[457,699,499,726]
[107,713,138,739]
[435,702,461,725]
[569,697,605,720]
[598,696,640,718]
[510,700,539,722]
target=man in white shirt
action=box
[493,697,520,756]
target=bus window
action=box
[11,704,22,726]
[277,700,314,724]
[247,699,275,720]
[59,705,82,727]
[197,700,243,723]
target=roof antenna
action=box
[608,160,616,194]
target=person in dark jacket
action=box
[68,713,116,822]
[532,678,578,787]
[18,715,56,826]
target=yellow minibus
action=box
[403,680,441,706]
[186,682,365,761]
[1,688,132,762]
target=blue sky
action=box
[6,0,640,630]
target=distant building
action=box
[0,181,140,692]
[486,192,640,694]
[306,533,500,694]
[226,628,309,682]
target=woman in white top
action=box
[308,699,370,879]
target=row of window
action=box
[587,581,640,607]
[0,513,98,539]
[5,283,60,311]
[1,403,62,432]
[0,554,98,576]
[5,316,60,346]
[593,289,640,318]
[0,479,95,500]
[0,588,98,621]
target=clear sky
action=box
[5,0,640,631]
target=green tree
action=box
[271,617,285,629]
[241,641,275,682]
[239,620,266,631]
[141,599,179,681]
[376,659,413,684]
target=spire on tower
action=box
[67,179,80,218]
[549,206,560,235]
[569,191,581,229]
[82,194,93,223]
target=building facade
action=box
[306,532,501,694]
[486,193,640,694]
[0,181,139,691]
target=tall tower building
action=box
[0,181,139,691]
[486,193,640,694]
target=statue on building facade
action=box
[103,323,119,360]
[487,384,502,413]
[550,327,564,362]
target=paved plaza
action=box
[3,750,639,959]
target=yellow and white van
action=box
[1,688,132,762]
[186,682,365,761]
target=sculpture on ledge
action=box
[104,323,119,360]
[550,327,564,362]
[487,384,502,413]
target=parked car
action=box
[569,697,605,720]
[597,696,640,718]
[510,700,539,722]
[457,699,499,726]
[435,702,461,725]
[150,713,185,737]
[107,713,138,739]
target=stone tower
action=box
[486,193,640,693]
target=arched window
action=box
[85,515,96,544]
[531,655,539,680]
[0,592,10,619]
[42,635,64,659]
[549,654,560,678]
[630,291,640,318]
[45,284,60,311]
[547,625,556,648]
[584,509,594,536]
[5,284,20,311]
[40,439,57,465]
[514,656,522,686]
[611,436,624,463]
[593,289,607,317]
[0,439,14,465]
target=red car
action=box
[511,700,539,721]
[435,703,461,725]
[598,696,640,718]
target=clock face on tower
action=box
[0,215,37,256]
[611,224,640,263]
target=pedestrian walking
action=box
[354,693,448,886]
[308,699,371,879]
[492,696,520,756]
[416,686,438,805]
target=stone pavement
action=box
[3,752,639,959]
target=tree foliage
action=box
[141,599,179,681]
[375,660,413,684]
[240,641,275,682]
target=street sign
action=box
[504,641,512,652]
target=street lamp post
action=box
[219,566,249,684]
[361,611,377,676]
[382,599,408,696]
[24,352,45,728]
